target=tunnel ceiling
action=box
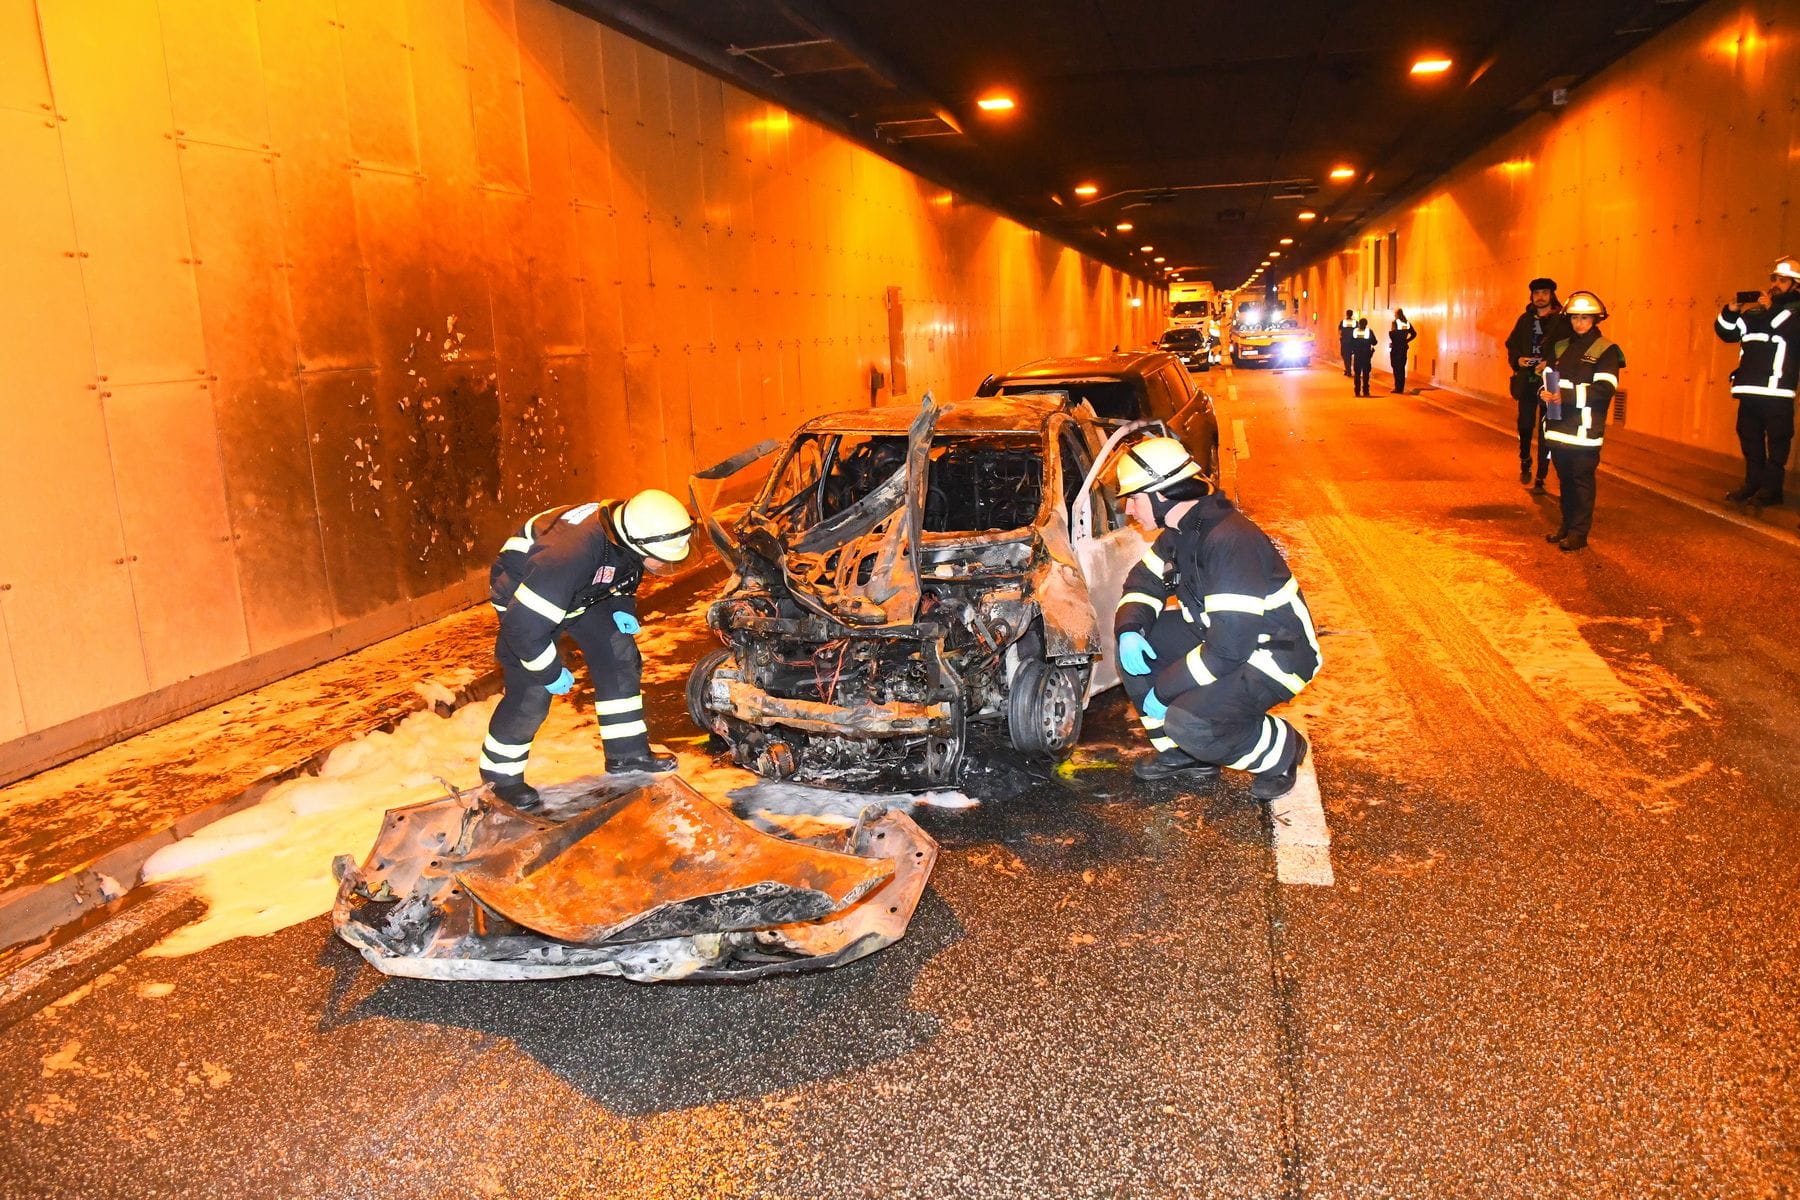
[568,0,1703,289]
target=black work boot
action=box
[1133,748,1222,783]
[1752,491,1785,507]
[1530,477,1548,495]
[1544,529,1568,544]
[1251,734,1309,802]
[607,751,678,775]
[489,780,544,811]
[1725,486,1756,504]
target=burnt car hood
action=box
[701,396,945,629]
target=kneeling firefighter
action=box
[1112,438,1322,800]
[478,490,695,809]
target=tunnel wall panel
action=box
[1287,0,1799,477]
[0,0,1153,780]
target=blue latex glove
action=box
[1140,689,1167,721]
[545,667,575,695]
[1118,630,1156,676]
[612,611,640,635]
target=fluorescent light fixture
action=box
[1330,166,1357,181]
[1411,57,1453,75]
[1115,221,1134,232]
[1153,256,1165,263]
[1139,245,1154,252]
[1279,237,1295,245]
[1298,211,1318,221]
[976,94,1015,112]
[1073,183,1098,197]
[1269,251,1282,258]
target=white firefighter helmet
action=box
[1772,256,1800,282]
[1564,290,1608,319]
[616,488,694,562]
[1115,436,1201,498]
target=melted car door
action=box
[1068,419,1154,699]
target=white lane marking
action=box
[1415,389,1800,553]
[1269,743,1332,886]
[1232,418,1250,460]
[1227,382,1240,404]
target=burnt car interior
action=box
[993,380,1140,420]
[771,430,1053,535]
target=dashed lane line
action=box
[1232,418,1250,460]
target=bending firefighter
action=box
[1111,438,1322,800]
[478,490,695,809]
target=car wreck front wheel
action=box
[1007,661,1086,761]
[687,647,734,736]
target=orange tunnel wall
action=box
[1286,0,1798,459]
[0,0,1156,780]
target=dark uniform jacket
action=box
[1112,496,1321,702]
[1542,330,1625,450]
[489,502,642,685]
[1714,291,1800,400]
[1388,320,1418,354]
[1349,327,1379,365]
[1504,304,1572,382]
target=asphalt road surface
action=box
[4,365,1798,1199]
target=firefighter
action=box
[1388,308,1418,393]
[1111,437,1322,801]
[1540,291,1625,552]
[1337,310,1357,377]
[1349,317,1379,396]
[1504,277,1571,494]
[1714,256,1800,508]
[478,489,694,809]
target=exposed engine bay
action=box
[688,395,1142,790]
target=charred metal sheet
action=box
[331,776,934,983]
[455,782,891,944]
[718,677,950,737]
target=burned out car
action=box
[687,395,1163,790]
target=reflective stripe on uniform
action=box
[1141,713,1164,731]
[1205,592,1265,615]
[512,583,568,623]
[1149,734,1177,752]
[1773,308,1793,328]
[1592,372,1619,386]
[1185,646,1216,687]
[483,735,532,758]
[1733,384,1799,397]
[520,643,557,671]
[1117,591,1162,613]
[491,602,506,613]
[1140,549,1167,576]
[1248,648,1308,694]
[1227,717,1277,770]
[599,720,649,739]
[595,694,644,716]
[1250,719,1290,773]
[502,536,533,555]
[1545,428,1604,447]
[479,753,528,776]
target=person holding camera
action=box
[1540,292,1624,552]
[1503,277,1571,494]
[1714,257,1800,508]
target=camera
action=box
[1737,290,1763,305]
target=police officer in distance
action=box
[1714,256,1800,508]
[478,489,695,810]
[1337,310,1357,377]
[1348,317,1379,397]
[1388,308,1418,394]
[1504,277,1571,494]
[1540,291,1625,552]
[1111,437,1322,801]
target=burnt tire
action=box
[1008,660,1085,761]
[687,647,733,735]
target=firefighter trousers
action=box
[1550,445,1601,540]
[1735,395,1794,500]
[479,610,650,788]
[1120,612,1308,777]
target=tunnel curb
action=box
[0,546,720,966]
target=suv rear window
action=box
[996,380,1141,421]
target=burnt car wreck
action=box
[687,394,1158,790]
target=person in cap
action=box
[1504,277,1572,494]
[1349,316,1379,396]
[1111,437,1322,800]
[1540,291,1625,552]
[1337,309,1357,377]
[477,489,695,809]
[1388,308,1419,394]
[1715,256,1800,508]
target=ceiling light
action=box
[1269,251,1281,258]
[1073,183,1098,197]
[1411,57,1453,76]
[1153,256,1165,263]
[1139,245,1154,252]
[1279,237,1295,245]
[1329,166,1357,181]
[1260,260,1271,266]
[1115,221,1134,232]
[976,94,1016,112]
[1298,211,1318,221]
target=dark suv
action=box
[975,350,1221,478]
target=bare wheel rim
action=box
[1036,668,1081,750]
